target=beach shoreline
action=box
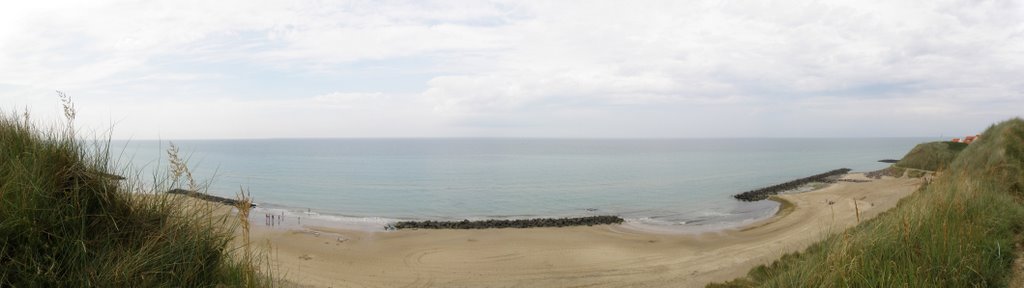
[242,172,922,287]
[245,169,838,234]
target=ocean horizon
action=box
[113,137,932,231]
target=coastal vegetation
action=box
[895,140,969,171]
[709,118,1024,287]
[0,107,270,286]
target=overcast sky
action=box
[1,1,1021,139]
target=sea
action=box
[110,138,930,232]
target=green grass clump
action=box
[895,141,969,171]
[708,118,1024,287]
[0,110,269,286]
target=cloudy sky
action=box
[1,0,1021,139]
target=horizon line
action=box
[101,136,950,141]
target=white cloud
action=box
[417,0,1024,121]
[1,0,1022,138]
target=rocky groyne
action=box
[166,189,256,207]
[732,168,851,201]
[392,215,624,230]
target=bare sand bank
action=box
[248,174,921,288]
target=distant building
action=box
[952,134,980,144]
[964,135,977,144]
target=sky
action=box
[1,0,1022,139]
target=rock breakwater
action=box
[166,189,256,207]
[732,168,851,201]
[392,215,624,230]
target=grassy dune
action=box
[895,141,970,171]
[0,110,269,286]
[710,118,1024,287]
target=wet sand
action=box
[248,174,921,288]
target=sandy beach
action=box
[248,173,922,288]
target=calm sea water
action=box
[111,138,928,231]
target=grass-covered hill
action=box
[710,118,1024,287]
[0,111,269,286]
[895,140,970,171]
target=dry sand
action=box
[247,174,921,288]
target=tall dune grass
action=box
[710,118,1024,287]
[0,105,270,286]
